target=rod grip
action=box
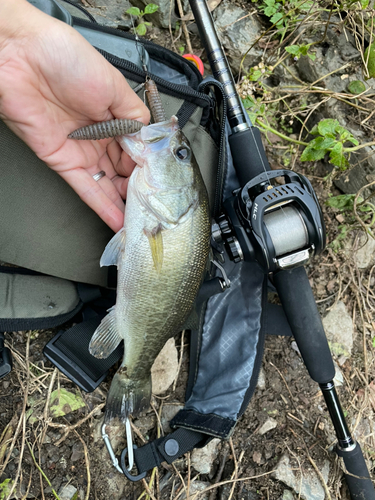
[229,127,271,185]
[337,443,375,499]
[273,267,335,383]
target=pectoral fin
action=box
[100,227,126,267]
[89,306,122,359]
[144,224,164,273]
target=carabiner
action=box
[101,423,123,474]
[101,417,134,473]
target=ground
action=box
[1,0,375,499]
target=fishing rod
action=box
[188,0,375,498]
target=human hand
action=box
[0,0,150,232]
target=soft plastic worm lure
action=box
[145,79,167,123]
[68,80,167,140]
[68,118,144,140]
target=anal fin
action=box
[89,306,122,359]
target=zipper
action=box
[199,80,228,217]
[99,50,213,109]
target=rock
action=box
[71,441,84,462]
[151,338,179,395]
[180,481,211,499]
[257,367,266,390]
[212,0,263,74]
[352,417,371,443]
[252,450,264,465]
[44,478,61,497]
[57,0,133,29]
[102,471,126,498]
[191,438,220,474]
[322,301,353,364]
[161,403,184,433]
[273,454,329,500]
[282,491,295,500]
[354,233,375,269]
[57,484,77,500]
[291,341,301,355]
[333,361,344,387]
[241,489,261,500]
[133,413,156,435]
[259,417,277,435]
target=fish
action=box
[89,115,211,422]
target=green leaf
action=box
[270,12,284,25]
[248,111,258,124]
[326,194,356,210]
[126,6,141,16]
[298,0,314,11]
[242,96,256,108]
[50,388,85,418]
[136,22,147,36]
[318,137,336,150]
[285,44,315,61]
[347,80,366,95]
[264,5,277,15]
[317,119,340,138]
[285,45,300,56]
[347,136,359,146]
[329,142,349,169]
[144,3,159,14]
[249,69,263,81]
[364,42,375,79]
[0,479,13,500]
[308,136,325,149]
[300,143,327,162]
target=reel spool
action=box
[264,205,308,257]
[216,169,326,273]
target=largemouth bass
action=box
[89,116,210,422]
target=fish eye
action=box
[174,145,191,161]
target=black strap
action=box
[132,428,207,475]
[43,315,123,392]
[76,283,103,303]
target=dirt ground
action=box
[1,2,375,500]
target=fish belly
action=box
[115,183,209,381]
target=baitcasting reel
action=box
[213,169,326,273]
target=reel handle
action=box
[273,266,335,383]
[337,444,375,500]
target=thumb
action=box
[110,67,150,125]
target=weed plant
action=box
[237,0,375,246]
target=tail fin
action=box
[105,369,151,423]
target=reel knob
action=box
[227,236,243,262]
